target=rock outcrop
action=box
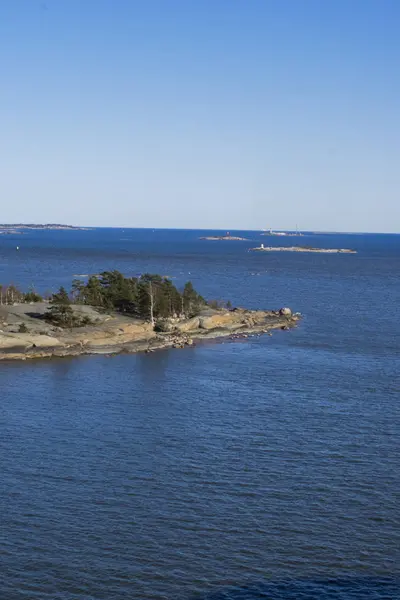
[0,304,299,361]
[169,316,200,333]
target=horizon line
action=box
[1,224,399,235]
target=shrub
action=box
[24,291,43,303]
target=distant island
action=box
[0,224,89,231]
[0,271,298,360]
[262,229,303,237]
[200,232,248,241]
[251,244,356,254]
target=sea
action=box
[0,229,399,600]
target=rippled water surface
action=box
[0,229,399,599]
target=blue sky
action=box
[0,0,399,232]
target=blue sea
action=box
[0,229,399,600]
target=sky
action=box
[0,0,399,232]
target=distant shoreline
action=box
[200,235,248,241]
[0,224,90,231]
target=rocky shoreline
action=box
[0,304,299,361]
[251,245,356,253]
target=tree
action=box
[98,270,137,312]
[138,274,167,324]
[24,289,43,303]
[71,279,85,303]
[83,276,104,307]
[148,281,155,326]
[137,280,155,325]
[182,281,205,316]
[3,284,23,305]
[160,278,181,317]
[47,286,74,327]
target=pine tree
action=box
[71,279,85,303]
[47,286,74,327]
[161,278,181,317]
[84,276,104,307]
[182,281,205,316]
[24,285,43,303]
[98,271,137,311]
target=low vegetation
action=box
[1,271,230,329]
[0,284,43,305]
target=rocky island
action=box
[251,244,356,254]
[0,229,23,235]
[200,232,248,241]
[0,272,298,360]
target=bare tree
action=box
[148,281,155,327]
